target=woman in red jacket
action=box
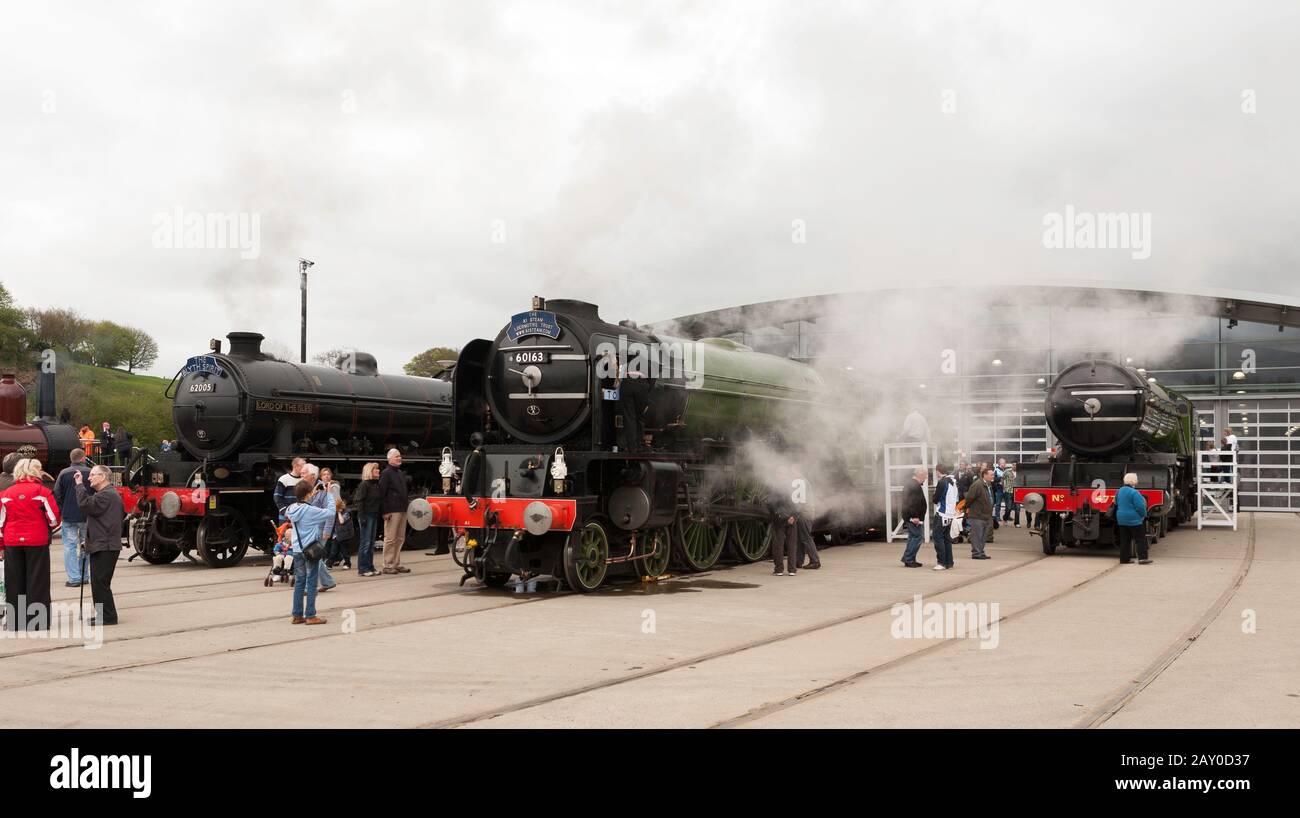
[0,458,62,631]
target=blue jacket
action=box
[284,502,336,555]
[1115,485,1148,527]
[53,464,93,524]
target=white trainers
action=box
[932,564,947,571]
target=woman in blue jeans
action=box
[352,462,383,577]
[285,480,334,624]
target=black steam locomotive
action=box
[410,297,881,592]
[122,332,453,567]
[1014,359,1196,555]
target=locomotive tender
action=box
[411,297,880,592]
[1015,359,1196,555]
[121,332,452,567]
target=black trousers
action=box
[795,517,820,567]
[1118,525,1149,563]
[3,545,52,631]
[771,520,798,572]
[88,550,119,623]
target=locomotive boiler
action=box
[1015,359,1196,554]
[0,370,80,476]
[411,297,880,592]
[122,332,453,567]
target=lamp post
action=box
[299,258,314,363]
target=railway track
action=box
[424,551,1052,728]
[1076,512,1257,728]
[428,517,1252,729]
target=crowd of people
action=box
[75,421,138,466]
[0,448,123,630]
[269,449,413,624]
[899,458,1025,570]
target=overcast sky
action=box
[2,0,1299,376]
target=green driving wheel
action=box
[635,528,672,577]
[563,521,610,592]
[730,518,773,562]
[674,514,726,572]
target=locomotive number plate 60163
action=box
[511,351,550,365]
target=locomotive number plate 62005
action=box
[511,351,550,365]
[188,383,215,393]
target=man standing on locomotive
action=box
[615,350,651,453]
[899,467,928,568]
[379,449,411,574]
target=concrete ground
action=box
[0,513,1293,728]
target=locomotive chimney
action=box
[0,373,26,426]
[35,367,56,420]
[226,332,266,358]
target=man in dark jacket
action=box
[964,467,995,560]
[766,484,798,576]
[75,465,124,625]
[899,467,929,567]
[53,448,92,587]
[378,449,411,574]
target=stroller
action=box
[264,522,295,587]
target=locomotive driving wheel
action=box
[132,517,182,564]
[727,483,772,563]
[673,514,726,572]
[635,527,672,577]
[562,520,610,593]
[195,510,251,568]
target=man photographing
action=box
[74,465,124,626]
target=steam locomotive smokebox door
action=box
[607,461,680,531]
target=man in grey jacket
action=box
[75,465,124,625]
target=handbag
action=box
[292,519,327,562]
[333,511,356,544]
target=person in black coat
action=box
[351,462,383,576]
[75,465,124,626]
[767,483,799,576]
[899,467,929,567]
[377,449,411,574]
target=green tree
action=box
[122,326,159,373]
[25,307,89,350]
[85,321,134,369]
[0,282,35,367]
[404,346,459,378]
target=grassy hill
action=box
[23,362,174,448]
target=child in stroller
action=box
[265,522,295,587]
